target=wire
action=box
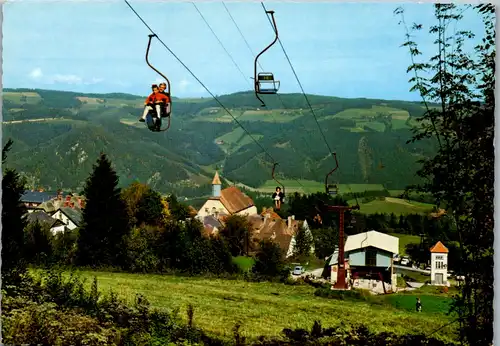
[261,2,334,157]
[260,2,353,198]
[218,1,309,192]
[222,1,315,183]
[222,1,264,73]
[192,2,251,89]
[124,0,306,191]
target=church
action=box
[196,171,258,220]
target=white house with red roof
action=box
[196,171,258,222]
[430,241,450,286]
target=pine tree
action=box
[1,139,28,284]
[76,153,130,268]
[24,220,53,265]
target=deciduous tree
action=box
[395,4,494,344]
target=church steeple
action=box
[212,170,221,197]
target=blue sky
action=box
[4,1,486,101]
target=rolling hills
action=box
[2,88,437,197]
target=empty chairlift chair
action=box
[256,72,280,94]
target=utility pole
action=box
[326,204,360,290]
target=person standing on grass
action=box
[416,297,422,312]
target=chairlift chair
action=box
[256,72,280,94]
[325,152,340,196]
[253,10,280,107]
[144,34,172,132]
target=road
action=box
[394,264,430,274]
[3,117,62,124]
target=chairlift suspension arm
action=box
[146,34,171,93]
[325,152,339,193]
[254,10,279,106]
[145,34,171,132]
[272,162,285,195]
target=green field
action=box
[389,233,422,256]
[384,293,452,314]
[194,109,303,123]
[3,91,42,104]
[320,105,413,132]
[348,197,434,215]
[257,179,322,193]
[339,183,385,193]
[323,105,410,120]
[238,110,304,123]
[357,121,386,132]
[215,128,264,153]
[45,270,458,343]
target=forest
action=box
[3,87,437,195]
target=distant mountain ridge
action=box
[2,88,437,197]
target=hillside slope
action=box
[2,88,436,196]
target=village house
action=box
[429,241,450,287]
[327,230,399,293]
[50,207,82,231]
[196,171,258,222]
[247,208,314,258]
[37,191,86,213]
[26,210,67,234]
[21,189,58,212]
[200,214,224,237]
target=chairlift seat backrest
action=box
[327,184,338,195]
[258,72,276,81]
[257,72,280,94]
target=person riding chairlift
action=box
[139,84,168,122]
[272,186,285,210]
[158,82,171,118]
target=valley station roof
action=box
[344,230,399,255]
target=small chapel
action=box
[429,241,450,287]
[195,171,258,219]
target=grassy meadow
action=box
[348,197,435,215]
[390,233,422,256]
[34,269,459,343]
[256,180,386,195]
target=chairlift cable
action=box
[261,2,333,157]
[222,1,264,73]
[261,2,353,198]
[192,2,251,89]
[124,0,306,190]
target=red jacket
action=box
[145,92,169,104]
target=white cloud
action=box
[27,67,103,86]
[91,77,104,84]
[29,68,43,80]
[178,79,190,92]
[52,74,83,85]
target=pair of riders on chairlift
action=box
[139,82,171,122]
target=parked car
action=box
[292,266,304,276]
